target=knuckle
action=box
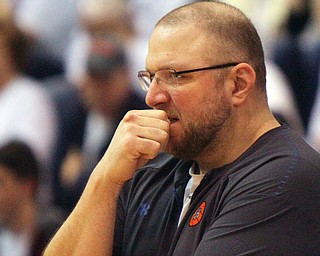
[123,110,139,122]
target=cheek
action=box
[171,89,214,119]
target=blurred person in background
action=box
[265,60,304,135]
[50,0,138,214]
[51,33,148,213]
[64,0,135,89]
[0,16,57,204]
[0,140,64,256]
[272,0,320,130]
[305,0,320,151]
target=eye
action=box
[171,71,179,79]
[163,70,179,83]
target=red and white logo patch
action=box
[189,201,206,227]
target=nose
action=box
[145,79,170,108]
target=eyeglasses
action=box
[137,62,239,91]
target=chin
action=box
[164,142,193,161]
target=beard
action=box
[164,92,231,160]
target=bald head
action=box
[155,1,266,92]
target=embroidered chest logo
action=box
[189,201,206,227]
[138,203,151,216]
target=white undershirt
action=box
[178,162,205,226]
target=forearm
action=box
[44,164,123,255]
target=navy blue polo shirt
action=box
[113,125,320,256]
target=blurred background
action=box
[0,0,320,254]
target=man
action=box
[44,1,320,255]
[0,141,63,256]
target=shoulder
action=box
[270,125,320,169]
[247,125,320,167]
[214,125,320,210]
[223,125,320,215]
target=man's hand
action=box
[96,109,170,185]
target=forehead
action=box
[146,25,217,70]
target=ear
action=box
[228,63,256,106]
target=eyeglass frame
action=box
[137,62,240,91]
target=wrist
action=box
[89,164,124,198]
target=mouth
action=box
[168,117,179,124]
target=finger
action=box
[111,129,162,164]
[135,137,163,159]
[136,126,169,146]
[120,115,169,147]
[124,110,170,128]
[127,109,168,119]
